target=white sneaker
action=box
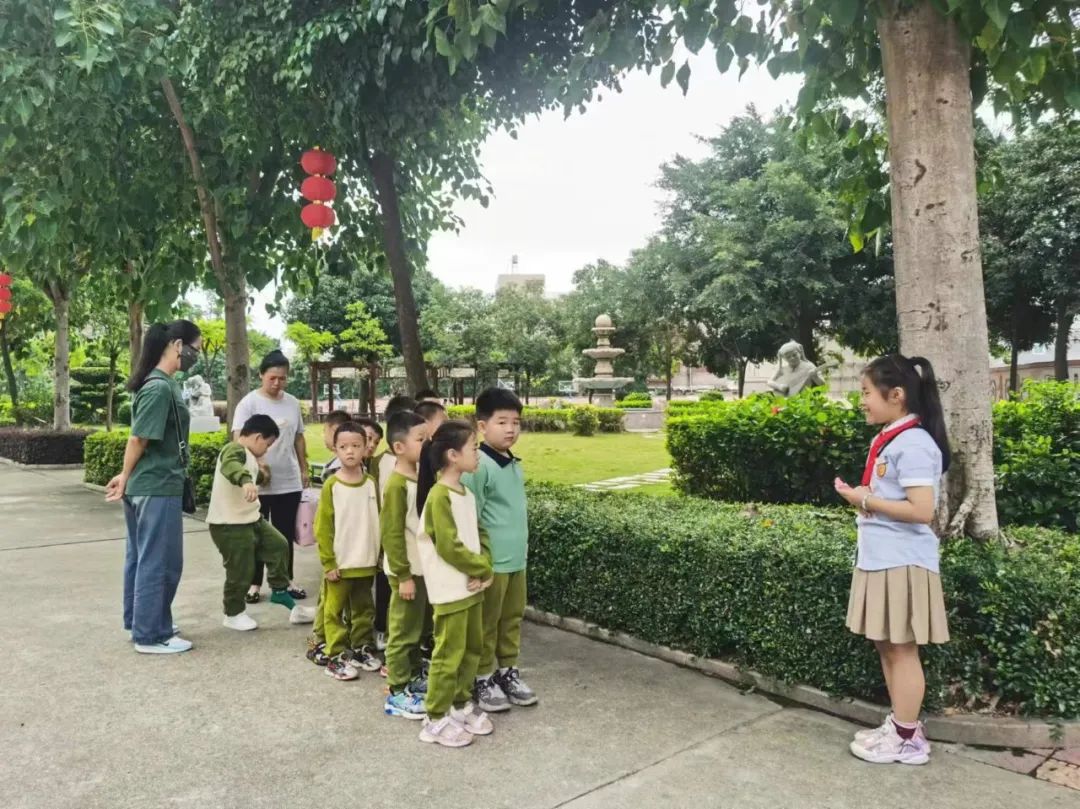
[854,713,893,745]
[450,702,494,736]
[223,612,258,631]
[376,631,388,651]
[419,716,474,748]
[135,636,193,654]
[289,605,316,624]
[850,722,930,765]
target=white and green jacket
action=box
[206,442,269,525]
[314,473,380,578]
[418,481,492,612]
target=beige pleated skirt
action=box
[846,566,950,645]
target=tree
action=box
[490,283,559,403]
[339,302,393,365]
[0,278,52,408]
[420,285,497,376]
[80,296,130,431]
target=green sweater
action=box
[422,482,492,613]
[381,470,421,581]
[462,444,528,573]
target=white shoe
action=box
[376,631,387,651]
[223,612,258,631]
[419,716,474,748]
[450,702,494,736]
[135,636,193,654]
[289,605,316,624]
[854,712,893,745]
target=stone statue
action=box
[184,374,214,418]
[766,340,833,397]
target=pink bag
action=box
[296,488,320,547]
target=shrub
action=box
[0,396,13,426]
[569,405,599,436]
[527,483,1080,717]
[699,390,726,402]
[84,428,228,503]
[446,404,621,434]
[116,398,132,426]
[615,392,653,409]
[0,428,91,464]
[596,408,624,433]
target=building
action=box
[496,273,545,292]
[988,334,1080,400]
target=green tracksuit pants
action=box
[385,576,430,691]
[209,519,289,617]
[423,600,483,720]
[479,570,527,675]
[323,575,375,657]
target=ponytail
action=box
[863,354,951,472]
[127,323,172,392]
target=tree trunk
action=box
[368,151,428,395]
[1008,340,1019,395]
[737,359,748,399]
[222,284,250,424]
[1053,300,1073,381]
[106,352,116,432]
[878,0,998,539]
[0,319,18,407]
[309,362,319,418]
[51,288,72,431]
[128,299,143,372]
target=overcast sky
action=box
[247,49,802,339]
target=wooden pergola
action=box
[308,360,381,419]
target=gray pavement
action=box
[1,464,1075,809]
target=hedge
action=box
[447,404,624,433]
[615,392,654,409]
[0,428,91,464]
[84,428,229,503]
[666,381,1080,531]
[526,483,1080,718]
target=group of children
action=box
[203,350,955,763]
[205,386,537,748]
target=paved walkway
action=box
[1,464,1077,809]
[577,467,671,491]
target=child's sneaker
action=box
[325,655,359,681]
[223,612,258,631]
[450,702,494,736]
[306,641,330,666]
[375,631,388,651]
[289,605,316,624]
[419,716,473,748]
[406,671,428,697]
[494,667,538,706]
[854,713,893,745]
[378,664,388,678]
[474,675,511,713]
[347,645,382,673]
[385,690,426,720]
[850,722,930,765]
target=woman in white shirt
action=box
[232,350,310,602]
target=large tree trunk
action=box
[128,299,143,372]
[162,77,249,422]
[368,151,428,395]
[1008,339,1019,395]
[1053,300,1073,381]
[0,318,18,407]
[737,359,747,399]
[106,352,116,432]
[878,0,998,539]
[50,287,72,431]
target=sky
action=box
[246,48,802,340]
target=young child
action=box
[314,423,383,680]
[837,354,950,766]
[416,420,494,748]
[354,417,383,473]
[415,388,443,404]
[464,388,537,712]
[306,410,354,665]
[381,411,431,719]
[207,415,315,630]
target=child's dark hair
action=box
[384,394,418,421]
[324,410,351,428]
[354,416,383,439]
[416,388,441,401]
[240,414,280,439]
[334,422,366,444]
[475,387,523,421]
[387,411,425,448]
[429,419,476,471]
[863,354,951,472]
[415,400,447,422]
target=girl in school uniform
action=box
[836,354,951,766]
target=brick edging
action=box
[524,606,1078,749]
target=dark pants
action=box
[251,491,301,587]
[210,519,290,616]
[374,571,391,634]
[123,495,184,645]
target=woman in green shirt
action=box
[105,320,202,655]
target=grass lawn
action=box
[305,424,671,487]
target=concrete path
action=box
[577,467,671,491]
[1,464,1076,809]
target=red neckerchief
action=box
[862,415,921,486]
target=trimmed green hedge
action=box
[615,392,654,409]
[0,428,90,464]
[447,404,624,434]
[527,483,1080,717]
[84,428,228,503]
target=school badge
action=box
[876,462,887,478]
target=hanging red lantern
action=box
[0,273,10,286]
[0,288,10,301]
[0,271,9,320]
[300,148,337,176]
[300,175,336,203]
[0,301,11,316]
[301,203,336,229]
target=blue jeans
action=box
[123,495,184,645]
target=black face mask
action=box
[180,345,199,373]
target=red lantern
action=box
[300,175,336,203]
[0,273,10,286]
[300,149,337,176]
[301,203,336,229]
[0,271,9,320]
[0,288,10,301]
[0,301,11,315]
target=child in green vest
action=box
[417,420,495,748]
[207,415,315,631]
[381,411,430,720]
[314,423,382,680]
[464,388,537,712]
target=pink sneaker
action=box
[450,702,494,736]
[850,722,930,765]
[419,716,474,748]
[854,713,893,745]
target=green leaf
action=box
[92,18,117,36]
[683,12,710,54]
[434,27,453,57]
[1021,52,1047,84]
[1065,81,1080,110]
[716,43,735,72]
[480,4,506,34]
[985,0,1009,32]
[733,30,757,58]
[660,60,675,88]
[13,96,32,125]
[54,28,76,48]
[849,229,865,252]
[829,0,860,29]
[675,61,691,95]
[1006,11,1035,48]
[766,56,782,79]
[53,7,73,20]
